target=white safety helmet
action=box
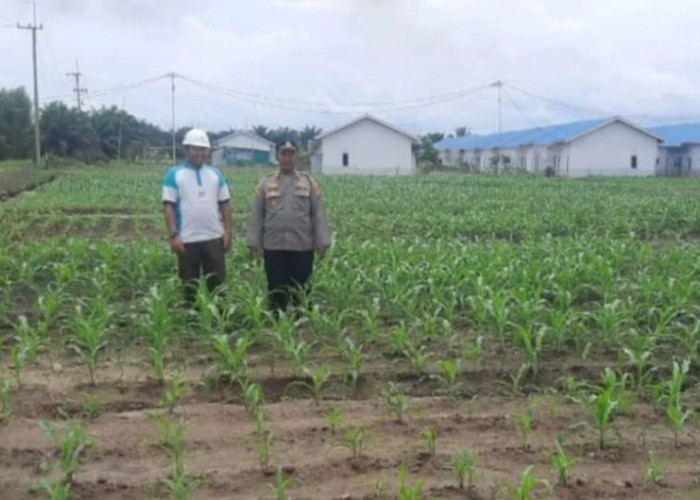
[182,128,211,149]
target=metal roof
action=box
[435,117,661,151]
[648,123,700,148]
[316,114,419,143]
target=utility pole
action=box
[117,95,125,163]
[169,72,176,164]
[17,1,43,167]
[66,61,87,111]
[490,80,503,174]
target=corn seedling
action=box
[0,378,11,424]
[241,380,265,417]
[645,450,664,485]
[160,449,201,500]
[254,408,267,439]
[667,401,693,449]
[269,467,295,500]
[518,402,536,451]
[342,337,364,389]
[513,465,537,500]
[160,375,185,414]
[420,427,438,456]
[79,393,103,420]
[68,302,110,385]
[324,407,343,435]
[622,346,654,392]
[403,343,428,374]
[550,439,575,487]
[272,316,313,377]
[36,479,71,500]
[257,429,273,472]
[151,414,187,454]
[285,365,331,405]
[340,426,368,459]
[383,382,410,422]
[40,421,96,485]
[142,283,177,383]
[464,335,484,370]
[397,460,425,500]
[13,315,42,363]
[453,449,477,491]
[436,359,462,398]
[580,380,618,450]
[388,324,411,357]
[210,334,250,384]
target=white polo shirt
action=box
[162,163,231,243]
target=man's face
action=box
[186,146,208,167]
[278,149,296,172]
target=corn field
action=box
[2,166,700,499]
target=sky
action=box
[2,0,700,136]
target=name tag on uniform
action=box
[198,189,206,198]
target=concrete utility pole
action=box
[490,80,503,174]
[17,1,43,167]
[66,61,87,111]
[169,72,176,164]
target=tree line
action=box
[0,86,468,166]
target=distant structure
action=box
[212,131,276,167]
[310,114,419,175]
[435,117,662,177]
[648,123,700,177]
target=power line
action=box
[505,83,611,117]
[42,73,170,102]
[503,87,542,130]
[175,76,484,108]
[179,74,492,114]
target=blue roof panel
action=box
[648,123,700,148]
[435,118,612,150]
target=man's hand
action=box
[315,247,328,258]
[248,246,262,261]
[170,235,185,255]
[224,231,233,253]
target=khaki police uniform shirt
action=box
[246,170,331,251]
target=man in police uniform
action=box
[246,140,331,314]
[162,128,233,303]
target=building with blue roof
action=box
[648,123,700,176]
[435,117,662,177]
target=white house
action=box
[436,117,663,177]
[648,123,700,177]
[212,131,276,167]
[310,115,419,175]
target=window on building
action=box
[630,155,638,169]
[342,153,349,167]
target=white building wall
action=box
[219,134,271,152]
[320,119,415,175]
[565,122,658,177]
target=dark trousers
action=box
[263,250,314,314]
[178,238,226,303]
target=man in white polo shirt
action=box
[162,128,233,303]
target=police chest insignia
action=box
[270,198,278,207]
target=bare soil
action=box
[1,350,698,500]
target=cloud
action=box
[3,0,700,134]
